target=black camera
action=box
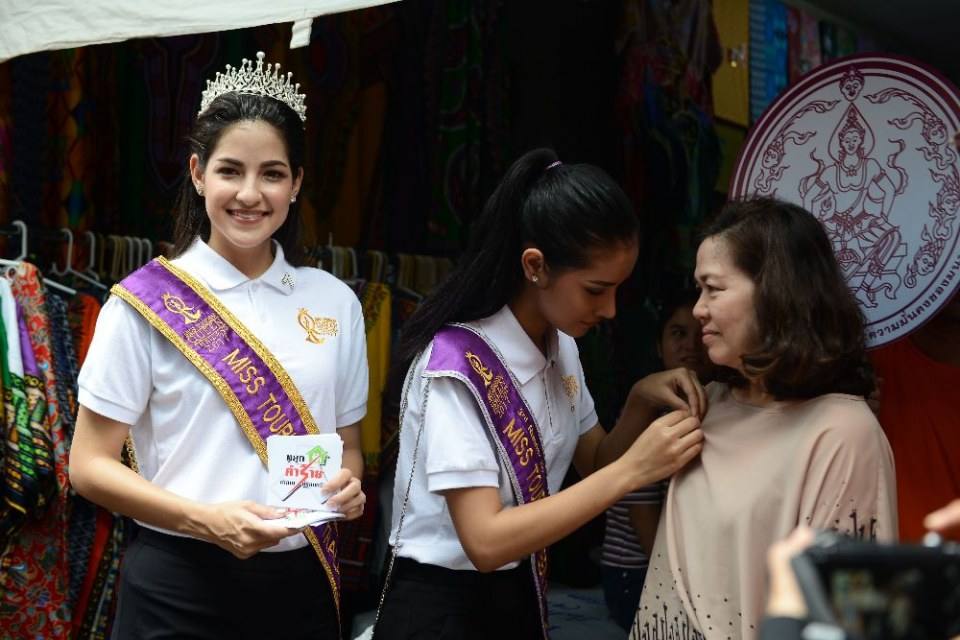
[790,530,960,639]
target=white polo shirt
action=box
[78,240,368,551]
[388,305,599,570]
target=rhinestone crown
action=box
[198,51,307,124]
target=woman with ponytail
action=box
[375,148,707,640]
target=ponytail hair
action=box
[394,147,638,367]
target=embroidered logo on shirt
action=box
[162,293,202,325]
[561,375,578,413]
[297,308,338,344]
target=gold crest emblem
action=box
[162,293,202,325]
[184,314,229,351]
[561,375,579,403]
[298,308,338,344]
[465,351,494,387]
[487,374,510,418]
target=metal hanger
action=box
[0,221,77,295]
[50,228,108,290]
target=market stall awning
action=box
[0,0,399,63]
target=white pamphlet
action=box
[267,434,345,528]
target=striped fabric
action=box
[600,481,666,569]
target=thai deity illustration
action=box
[870,88,959,171]
[800,103,907,307]
[906,171,960,286]
[753,100,838,195]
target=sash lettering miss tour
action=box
[425,324,551,639]
[111,257,341,613]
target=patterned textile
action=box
[749,0,788,123]
[0,263,71,639]
[76,515,130,640]
[786,7,821,83]
[45,294,79,436]
[380,286,422,472]
[298,8,397,249]
[0,301,7,484]
[424,1,507,253]
[0,298,53,548]
[46,293,89,616]
[617,0,721,297]
[337,280,390,599]
[351,281,391,471]
[49,49,91,229]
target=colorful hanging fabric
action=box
[67,292,102,367]
[749,0,788,123]
[0,282,53,549]
[355,281,391,471]
[75,515,130,640]
[0,263,72,639]
[425,0,485,252]
[48,49,92,230]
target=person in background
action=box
[600,288,715,631]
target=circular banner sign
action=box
[732,54,960,347]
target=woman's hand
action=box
[198,500,299,559]
[631,368,708,419]
[323,468,366,521]
[618,409,703,489]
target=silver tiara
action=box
[198,51,307,123]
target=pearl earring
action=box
[290,194,297,203]
[531,275,539,283]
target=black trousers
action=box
[375,557,542,640]
[111,528,339,640]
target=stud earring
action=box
[290,194,297,203]
[196,184,204,196]
[531,275,539,283]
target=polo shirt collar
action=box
[478,305,560,386]
[177,239,296,296]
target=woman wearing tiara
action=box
[69,53,367,639]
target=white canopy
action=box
[0,0,400,63]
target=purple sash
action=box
[113,257,341,618]
[424,324,551,639]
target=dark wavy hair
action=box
[170,91,306,265]
[702,197,874,399]
[394,147,639,367]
